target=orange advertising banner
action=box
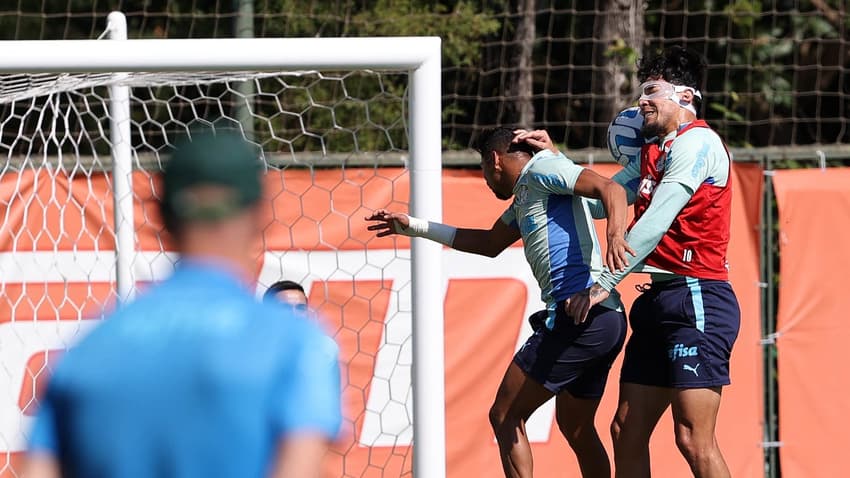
[773,167,850,478]
[0,164,763,477]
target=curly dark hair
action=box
[637,46,706,114]
[637,46,705,88]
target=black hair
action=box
[472,127,537,160]
[263,280,305,302]
[637,46,706,115]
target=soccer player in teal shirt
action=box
[366,128,632,478]
[26,132,341,478]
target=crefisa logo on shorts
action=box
[668,343,698,360]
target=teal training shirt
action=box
[500,150,622,326]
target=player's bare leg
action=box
[556,391,610,477]
[611,383,672,478]
[671,387,730,478]
[489,362,553,478]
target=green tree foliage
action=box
[1,1,847,152]
[645,0,848,147]
[1,1,498,154]
[265,0,498,67]
[261,0,499,151]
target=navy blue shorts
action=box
[620,278,740,388]
[514,303,626,399]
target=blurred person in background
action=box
[25,131,341,478]
[263,280,309,313]
[263,279,339,365]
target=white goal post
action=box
[0,11,445,477]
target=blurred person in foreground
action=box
[25,131,341,478]
[366,127,632,478]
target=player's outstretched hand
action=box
[564,283,610,325]
[605,234,636,273]
[365,209,410,237]
[513,129,559,154]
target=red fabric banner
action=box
[773,167,850,478]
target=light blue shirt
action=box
[500,150,621,324]
[29,260,341,478]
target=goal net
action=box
[0,16,444,478]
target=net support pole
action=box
[234,0,255,140]
[761,161,778,478]
[107,11,136,303]
[409,39,446,478]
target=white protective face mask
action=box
[638,80,702,116]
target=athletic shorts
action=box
[513,302,626,399]
[620,278,740,388]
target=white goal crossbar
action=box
[0,11,445,477]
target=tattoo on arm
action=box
[589,285,605,299]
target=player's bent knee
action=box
[674,427,716,463]
[488,403,510,432]
[561,424,601,453]
[557,416,587,443]
[610,418,623,444]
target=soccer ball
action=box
[607,106,645,167]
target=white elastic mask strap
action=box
[673,85,701,116]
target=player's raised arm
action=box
[365,209,520,258]
[572,170,635,273]
[582,162,642,219]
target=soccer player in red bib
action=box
[565,46,741,478]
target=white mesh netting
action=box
[0,69,418,477]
